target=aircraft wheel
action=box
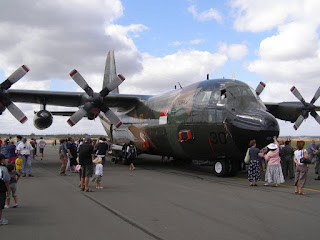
[214,160,229,177]
[229,159,240,176]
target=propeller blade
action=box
[6,102,28,123]
[1,65,29,90]
[310,87,320,105]
[290,86,306,104]
[104,109,122,128]
[255,82,266,96]
[69,69,94,97]
[100,74,125,97]
[67,107,87,126]
[293,115,305,130]
[310,111,320,125]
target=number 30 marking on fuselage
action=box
[209,132,227,144]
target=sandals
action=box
[85,189,94,192]
[298,192,306,195]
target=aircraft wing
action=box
[265,101,320,129]
[264,102,306,123]
[8,89,85,107]
[8,89,151,110]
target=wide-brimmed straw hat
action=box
[93,157,102,164]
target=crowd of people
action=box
[247,136,320,195]
[0,135,138,225]
[57,137,137,192]
[1,133,319,225]
[0,135,47,225]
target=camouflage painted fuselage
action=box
[103,79,279,166]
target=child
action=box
[5,163,21,208]
[15,154,23,175]
[92,157,103,189]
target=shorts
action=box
[70,157,77,166]
[92,174,102,183]
[81,164,93,178]
[40,148,44,154]
[0,192,6,210]
[9,183,17,198]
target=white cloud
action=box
[120,50,228,95]
[169,39,204,47]
[230,0,300,32]
[188,5,222,23]
[0,0,143,84]
[258,22,319,61]
[218,43,248,60]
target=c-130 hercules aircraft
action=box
[1,49,320,176]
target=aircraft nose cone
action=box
[230,109,279,150]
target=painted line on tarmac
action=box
[233,177,320,193]
[83,193,165,240]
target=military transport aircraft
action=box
[1,49,320,176]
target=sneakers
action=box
[0,219,8,225]
[22,174,26,177]
[12,204,19,208]
[4,205,9,209]
[28,174,34,177]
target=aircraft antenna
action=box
[177,82,183,89]
[207,74,209,80]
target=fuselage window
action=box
[208,109,224,123]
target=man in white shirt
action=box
[38,137,46,160]
[16,138,34,177]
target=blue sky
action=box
[0,0,319,136]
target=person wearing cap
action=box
[0,153,10,225]
[294,141,309,194]
[78,136,95,192]
[16,138,34,177]
[280,140,294,179]
[263,136,285,187]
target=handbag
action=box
[244,148,250,164]
[300,150,311,164]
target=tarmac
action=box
[1,144,320,240]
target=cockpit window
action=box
[226,86,255,99]
[221,89,227,99]
[197,91,212,103]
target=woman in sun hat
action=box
[263,136,285,186]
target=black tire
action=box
[213,159,229,177]
[228,159,240,176]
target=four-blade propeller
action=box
[255,81,266,96]
[0,65,29,123]
[291,86,320,130]
[67,69,124,128]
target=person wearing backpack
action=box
[126,141,136,170]
[0,153,10,225]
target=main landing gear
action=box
[213,158,239,177]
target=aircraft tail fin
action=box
[103,49,119,94]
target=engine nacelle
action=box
[33,110,53,130]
